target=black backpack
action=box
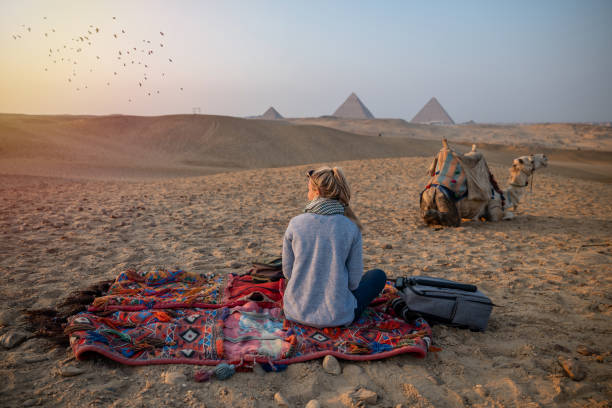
[392,276,494,332]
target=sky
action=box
[1,0,611,123]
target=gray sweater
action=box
[282,213,363,327]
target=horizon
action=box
[1,111,610,126]
[1,1,611,123]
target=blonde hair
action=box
[309,167,363,230]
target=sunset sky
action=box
[1,0,611,123]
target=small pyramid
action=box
[411,97,454,125]
[260,107,284,120]
[333,93,374,119]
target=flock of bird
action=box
[11,16,184,102]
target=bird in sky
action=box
[16,17,179,104]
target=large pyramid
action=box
[411,97,455,125]
[259,107,284,120]
[333,93,375,119]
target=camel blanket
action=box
[428,148,491,202]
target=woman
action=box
[282,167,387,328]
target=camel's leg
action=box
[503,210,515,220]
[420,188,441,225]
[486,195,504,222]
[434,189,461,227]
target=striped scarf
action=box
[304,198,345,216]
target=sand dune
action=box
[1,114,611,182]
[0,114,431,179]
[288,117,612,152]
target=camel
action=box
[420,139,547,226]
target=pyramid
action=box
[260,107,284,120]
[411,97,455,125]
[333,93,375,119]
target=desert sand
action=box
[0,114,611,407]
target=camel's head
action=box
[508,154,548,187]
[509,157,533,187]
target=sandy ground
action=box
[1,156,611,407]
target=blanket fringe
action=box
[24,279,114,345]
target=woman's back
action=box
[282,212,362,328]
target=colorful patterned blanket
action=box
[428,148,467,199]
[66,269,432,366]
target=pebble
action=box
[59,366,85,377]
[163,371,187,385]
[558,356,586,381]
[383,243,393,249]
[305,400,320,408]
[274,392,289,407]
[352,388,377,404]
[322,355,341,375]
[0,330,29,349]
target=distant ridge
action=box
[260,106,284,120]
[0,113,433,179]
[411,97,454,125]
[333,93,374,119]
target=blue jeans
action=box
[352,269,387,322]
